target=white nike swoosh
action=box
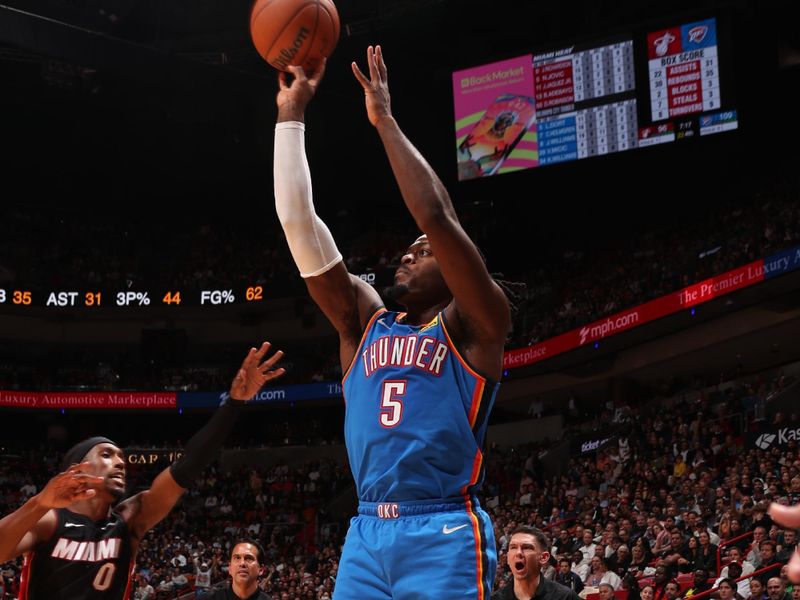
[64,523,84,528]
[442,524,469,535]
[377,318,391,329]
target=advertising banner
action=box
[453,55,538,180]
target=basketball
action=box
[250,0,340,72]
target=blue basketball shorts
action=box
[332,497,496,600]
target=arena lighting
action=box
[691,308,696,316]
[594,342,600,349]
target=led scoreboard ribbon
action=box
[0,286,267,308]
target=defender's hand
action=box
[229,342,285,401]
[352,45,392,127]
[37,462,104,508]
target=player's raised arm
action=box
[352,46,510,364]
[121,342,285,540]
[274,61,382,369]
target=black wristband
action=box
[169,393,244,488]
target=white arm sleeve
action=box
[274,121,343,278]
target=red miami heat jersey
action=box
[342,309,499,502]
[20,508,135,600]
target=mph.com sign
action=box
[749,423,800,450]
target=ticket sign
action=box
[647,18,720,121]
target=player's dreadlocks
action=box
[490,272,526,318]
[474,245,527,320]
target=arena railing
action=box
[543,516,578,532]
[716,530,754,574]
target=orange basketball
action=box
[250,0,340,72]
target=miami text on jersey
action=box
[50,538,122,562]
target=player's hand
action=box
[352,45,392,127]
[276,60,326,117]
[229,342,285,401]
[36,462,104,508]
[769,503,800,582]
[770,502,800,527]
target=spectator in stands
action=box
[749,528,768,568]
[722,548,755,578]
[580,530,598,567]
[620,574,640,600]
[719,577,745,600]
[555,529,578,556]
[610,544,631,576]
[170,568,191,597]
[715,561,750,598]
[543,555,558,581]
[628,544,653,578]
[585,556,622,590]
[760,542,783,580]
[663,529,689,570]
[683,569,712,599]
[651,524,671,556]
[598,582,615,600]
[641,585,655,600]
[766,577,791,600]
[777,530,797,564]
[133,573,156,600]
[684,536,701,571]
[652,564,672,600]
[555,557,584,594]
[194,556,213,597]
[572,551,590,582]
[748,578,767,600]
[664,580,681,600]
[19,476,36,500]
[730,519,749,551]
[694,530,718,575]
[674,456,688,480]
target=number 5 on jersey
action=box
[380,381,406,428]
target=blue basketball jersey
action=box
[342,308,499,502]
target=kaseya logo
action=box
[755,426,800,449]
[755,433,776,449]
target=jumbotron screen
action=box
[453,17,738,180]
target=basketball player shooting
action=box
[273,45,513,599]
[0,342,284,599]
